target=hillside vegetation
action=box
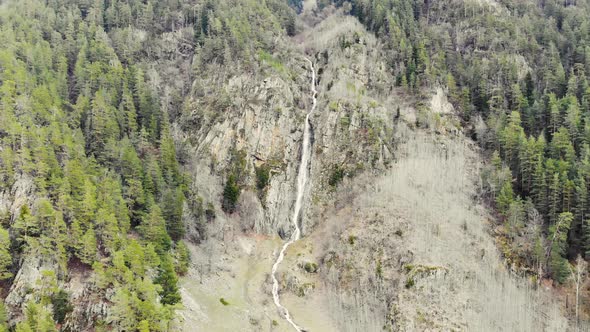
[1,0,590,330]
[320,0,590,287]
[0,0,188,330]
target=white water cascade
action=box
[270,57,317,332]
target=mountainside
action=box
[0,0,590,331]
[0,0,194,330]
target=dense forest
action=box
[322,0,590,284]
[0,0,191,330]
[0,0,300,330]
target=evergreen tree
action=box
[0,228,12,280]
[549,173,562,224]
[162,187,185,242]
[0,301,8,332]
[16,302,57,332]
[222,174,240,213]
[497,181,515,215]
[548,93,560,134]
[174,241,190,276]
[575,175,588,227]
[86,90,118,162]
[500,111,525,170]
[159,111,179,183]
[548,212,573,283]
[532,159,548,214]
[51,290,73,324]
[155,254,181,305]
[139,205,171,251]
[79,228,97,265]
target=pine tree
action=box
[566,96,582,148]
[575,175,588,227]
[109,288,138,331]
[79,228,97,265]
[12,205,38,249]
[138,320,150,332]
[174,241,190,276]
[159,110,179,183]
[506,199,525,239]
[500,111,525,171]
[77,180,97,228]
[119,87,137,137]
[67,219,83,256]
[548,93,560,134]
[51,290,73,324]
[524,72,535,105]
[0,228,12,280]
[549,173,562,224]
[551,127,575,164]
[86,90,118,162]
[222,174,240,213]
[563,177,574,213]
[518,136,535,193]
[548,212,573,283]
[583,218,590,257]
[139,205,171,251]
[567,71,578,98]
[155,254,181,305]
[0,301,8,332]
[497,181,514,215]
[162,187,185,242]
[532,159,548,214]
[94,207,119,253]
[123,240,146,276]
[16,302,57,332]
[510,83,527,113]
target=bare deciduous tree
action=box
[569,255,588,331]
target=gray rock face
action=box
[0,174,35,223]
[5,256,50,316]
[4,256,105,331]
[1,175,41,321]
[178,15,400,241]
[180,66,309,237]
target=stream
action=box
[270,57,317,332]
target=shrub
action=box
[205,202,216,222]
[304,262,318,273]
[52,290,73,324]
[222,174,240,213]
[255,165,270,191]
[328,166,346,187]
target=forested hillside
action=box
[0,0,191,330]
[319,0,590,285]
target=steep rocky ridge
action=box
[173,10,402,240]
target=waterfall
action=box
[270,57,317,332]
